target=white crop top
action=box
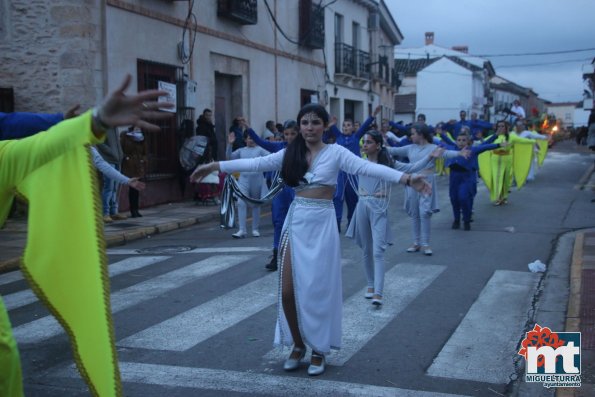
[219,144,405,188]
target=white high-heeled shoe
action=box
[283,346,306,371]
[307,353,326,376]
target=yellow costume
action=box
[0,111,122,396]
[478,133,535,203]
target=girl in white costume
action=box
[347,130,442,305]
[387,124,465,256]
[226,129,270,238]
[190,104,430,376]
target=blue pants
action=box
[271,186,295,249]
[101,163,120,215]
[449,170,474,223]
[333,171,358,230]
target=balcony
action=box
[217,0,257,25]
[335,43,370,86]
[335,43,356,77]
[299,0,325,49]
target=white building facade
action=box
[325,0,402,125]
[394,33,495,125]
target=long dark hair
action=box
[496,120,510,141]
[281,103,329,187]
[364,130,394,167]
[411,123,433,143]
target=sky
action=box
[385,0,595,103]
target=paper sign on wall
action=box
[158,81,177,113]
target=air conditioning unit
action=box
[582,63,594,76]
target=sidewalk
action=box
[0,200,225,273]
[558,228,595,397]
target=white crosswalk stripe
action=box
[12,255,253,344]
[118,272,278,351]
[52,362,472,397]
[427,270,540,384]
[3,256,170,311]
[263,263,445,365]
[106,246,271,255]
[0,270,23,286]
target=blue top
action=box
[326,116,375,156]
[441,132,498,170]
[0,112,64,140]
[247,128,285,153]
[442,141,500,171]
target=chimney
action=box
[425,32,434,46]
[452,45,469,54]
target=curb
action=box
[556,231,585,397]
[0,211,221,274]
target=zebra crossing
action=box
[1,246,541,396]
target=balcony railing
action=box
[335,43,355,76]
[299,0,325,49]
[217,0,257,25]
[335,43,370,79]
[358,50,370,79]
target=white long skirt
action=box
[274,197,342,354]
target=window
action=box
[217,0,257,25]
[352,22,359,50]
[299,0,325,49]
[334,13,343,44]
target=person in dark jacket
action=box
[196,108,218,161]
[121,126,148,217]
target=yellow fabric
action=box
[536,140,548,166]
[480,133,535,201]
[512,141,534,189]
[478,151,492,193]
[0,111,122,396]
[0,298,24,397]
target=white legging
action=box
[410,206,432,247]
[237,173,266,232]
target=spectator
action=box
[121,126,148,217]
[96,127,126,222]
[196,108,218,161]
[262,120,276,140]
[229,116,247,151]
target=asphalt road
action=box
[3,140,594,397]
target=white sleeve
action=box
[91,147,130,185]
[386,146,410,157]
[337,146,404,183]
[220,149,285,173]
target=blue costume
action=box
[441,140,500,227]
[0,112,63,140]
[327,116,375,231]
[247,129,294,268]
[441,132,498,215]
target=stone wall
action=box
[0,0,104,113]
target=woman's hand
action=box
[129,178,146,191]
[373,105,381,117]
[409,174,432,196]
[190,162,219,183]
[430,147,445,158]
[459,148,471,159]
[96,74,174,134]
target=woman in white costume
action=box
[346,130,442,306]
[190,104,430,376]
[226,129,270,238]
[387,124,466,256]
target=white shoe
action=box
[307,353,326,376]
[232,231,247,239]
[252,230,260,237]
